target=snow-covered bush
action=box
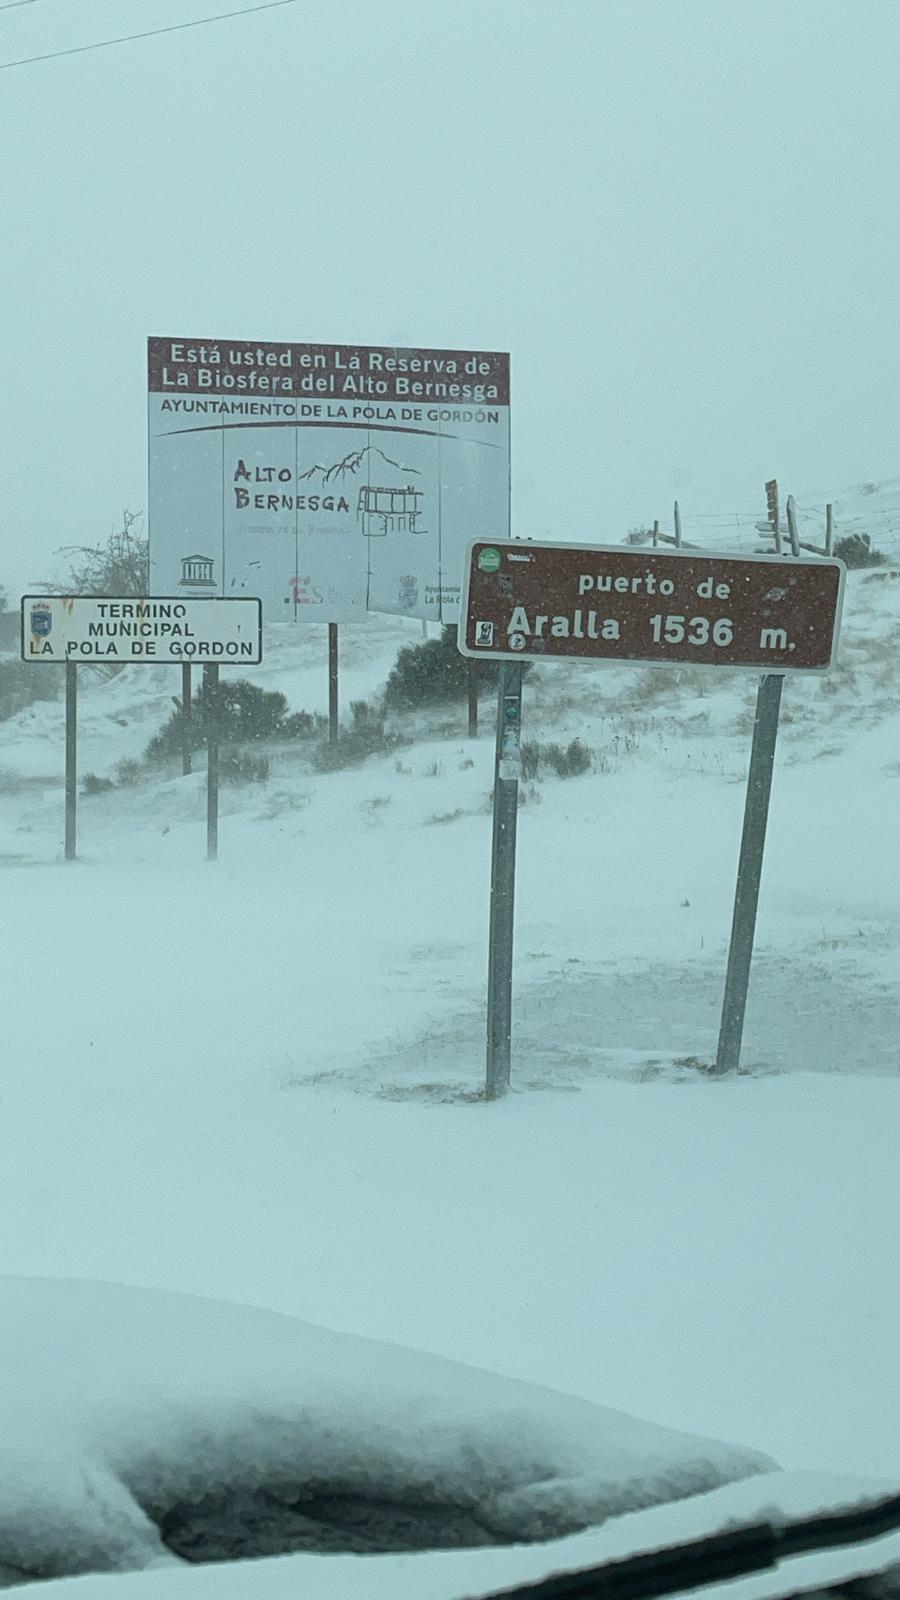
[219,749,270,785]
[282,709,326,739]
[114,757,143,786]
[384,627,506,710]
[833,533,887,568]
[521,738,592,779]
[312,700,409,771]
[81,771,115,796]
[145,679,291,762]
[0,660,62,723]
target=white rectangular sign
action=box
[148,337,510,624]
[21,596,262,665]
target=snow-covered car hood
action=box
[0,1275,776,1583]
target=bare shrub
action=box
[520,738,592,779]
[220,749,270,785]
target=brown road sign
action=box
[460,540,845,672]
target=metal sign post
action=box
[714,673,784,1073]
[205,663,219,861]
[65,663,77,861]
[181,664,192,776]
[485,661,523,1099]
[328,624,339,743]
[467,657,479,738]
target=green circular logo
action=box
[477,546,502,573]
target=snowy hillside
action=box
[0,544,897,1594]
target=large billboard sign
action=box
[21,596,262,664]
[460,541,845,671]
[148,338,510,625]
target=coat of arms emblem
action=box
[398,574,418,611]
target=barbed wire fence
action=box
[630,490,900,560]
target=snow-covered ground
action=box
[0,545,897,1595]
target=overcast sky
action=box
[2,0,899,599]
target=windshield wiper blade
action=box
[467,1490,900,1600]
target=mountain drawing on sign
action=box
[297,445,419,487]
[298,446,428,539]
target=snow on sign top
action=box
[21,595,263,665]
[460,541,845,672]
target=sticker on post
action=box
[498,719,521,781]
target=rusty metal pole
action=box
[771,484,782,554]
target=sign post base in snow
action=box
[65,663,77,861]
[486,662,523,1099]
[205,664,219,862]
[714,673,784,1074]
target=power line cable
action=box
[0,0,297,69]
[0,1,40,11]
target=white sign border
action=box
[458,540,847,675]
[20,595,263,666]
